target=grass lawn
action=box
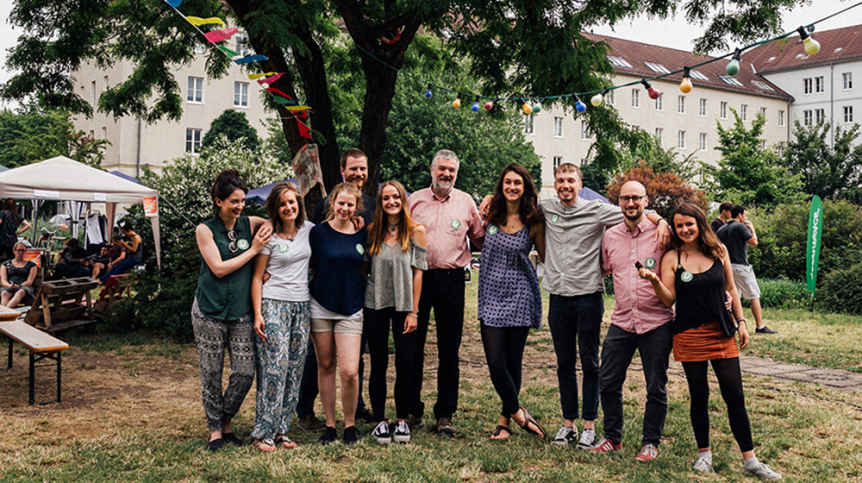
[2,272,862,481]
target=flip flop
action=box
[252,439,278,453]
[490,425,512,440]
[518,407,546,440]
[275,435,298,449]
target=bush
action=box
[757,278,811,310]
[817,260,862,315]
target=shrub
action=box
[817,260,862,315]
[757,278,811,310]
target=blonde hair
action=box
[12,241,27,252]
[367,181,416,256]
[325,182,364,222]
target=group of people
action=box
[191,148,781,480]
[53,222,143,284]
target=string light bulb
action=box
[523,101,532,115]
[591,88,608,107]
[425,84,432,98]
[797,26,821,55]
[452,93,461,108]
[484,99,495,110]
[575,96,586,113]
[725,49,741,76]
[680,67,693,93]
[471,96,480,112]
[641,79,660,100]
[532,100,543,113]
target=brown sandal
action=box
[517,407,546,440]
[490,425,512,440]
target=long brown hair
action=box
[3,199,20,222]
[367,181,416,256]
[324,182,364,222]
[265,182,305,236]
[671,202,725,260]
[485,163,542,227]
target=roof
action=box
[581,33,793,101]
[745,24,862,74]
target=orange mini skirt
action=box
[673,320,739,362]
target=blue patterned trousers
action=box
[251,299,311,442]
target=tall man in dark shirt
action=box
[716,205,777,334]
[710,201,733,233]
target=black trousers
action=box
[365,307,416,421]
[598,323,673,446]
[409,268,465,420]
[481,324,530,416]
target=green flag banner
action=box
[806,196,824,294]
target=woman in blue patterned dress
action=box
[479,163,546,441]
[250,182,313,452]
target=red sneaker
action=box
[589,437,621,453]
[635,444,658,461]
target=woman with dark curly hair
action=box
[639,202,781,480]
[479,163,546,441]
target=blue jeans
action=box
[99,258,138,283]
[547,292,603,421]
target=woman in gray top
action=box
[364,181,427,445]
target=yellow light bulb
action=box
[680,77,693,93]
[452,98,461,108]
[523,103,532,114]
[590,94,603,107]
[803,37,821,55]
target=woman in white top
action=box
[250,182,313,452]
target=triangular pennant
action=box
[298,120,311,140]
[284,105,311,111]
[218,45,240,58]
[185,16,225,28]
[265,88,292,99]
[256,73,283,85]
[166,0,183,7]
[234,55,268,65]
[248,72,277,80]
[272,96,297,105]
[203,27,238,43]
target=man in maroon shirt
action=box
[591,181,674,461]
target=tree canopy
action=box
[0,107,110,169]
[201,109,260,152]
[2,0,805,198]
[782,120,862,203]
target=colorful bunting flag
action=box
[218,45,240,57]
[296,111,312,140]
[185,16,225,28]
[284,105,312,111]
[265,88,292,99]
[234,55,268,65]
[256,73,283,85]
[248,72,277,80]
[272,97,298,105]
[203,27,238,43]
[166,0,183,7]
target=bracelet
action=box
[736,318,746,323]
[408,312,418,317]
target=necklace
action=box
[388,223,398,232]
[281,225,297,242]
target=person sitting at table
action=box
[99,223,142,283]
[1,242,38,308]
[54,238,91,279]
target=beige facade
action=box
[530,75,792,199]
[72,46,272,178]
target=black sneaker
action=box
[393,420,411,443]
[756,326,778,334]
[318,426,337,445]
[222,432,243,446]
[372,421,391,445]
[343,426,359,445]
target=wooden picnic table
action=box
[1,320,69,404]
[0,305,20,321]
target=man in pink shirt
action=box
[590,181,674,461]
[408,149,485,437]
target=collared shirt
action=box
[602,217,674,334]
[409,187,484,270]
[541,196,624,296]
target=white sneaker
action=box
[372,421,391,445]
[693,456,713,473]
[393,420,411,443]
[577,428,596,450]
[552,426,578,446]
[744,462,782,481]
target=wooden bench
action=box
[94,274,132,318]
[0,320,69,404]
[24,277,99,332]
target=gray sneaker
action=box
[693,456,713,473]
[552,426,578,446]
[743,463,782,481]
[576,428,596,450]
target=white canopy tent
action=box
[0,156,161,267]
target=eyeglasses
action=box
[619,195,644,203]
[227,230,238,253]
[13,249,26,252]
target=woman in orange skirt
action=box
[639,203,781,481]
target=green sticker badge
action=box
[278,243,289,253]
[680,270,694,283]
[487,225,499,235]
[356,244,365,255]
[645,257,657,269]
[550,214,559,224]
[237,239,249,250]
[450,219,461,230]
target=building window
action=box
[91,80,96,106]
[655,93,663,111]
[720,102,727,119]
[631,89,640,108]
[815,76,825,93]
[580,121,589,140]
[677,131,685,149]
[803,110,813,126]
[101,126,107,139]
[632,125,641,132]
[523,115,534,134]
[777,142,785,157]
[779,110,785,126]
[741,104,748,121]
[194,43,206,54]
[655,128,663,145]
[816,108,825,124]
[187,77,203,103]
[678,95,685,114]
[233,82,249,107]
[605,90,614,105]
[699,133,707,151]
[554,117,563,138]
[235,33,250,57]
[103,75,109,90]
[699,98,707,116]
[186,128,202,154]
[760,107,767,119]
[844,73,853,90]
[845,106,854,123]
[761,140,766,150]
[804,78,813,95]
[553,156,563,170]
